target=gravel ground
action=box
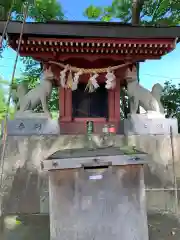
[1,213,180,240]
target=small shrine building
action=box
[1,21,180,240]
[0,20,179,134]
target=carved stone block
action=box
[123,114,178,135]
[1,118,60,136]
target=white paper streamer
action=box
[71,70,82,91]
[90,73,99,90]
[105,70,116,89]
[60,65,69,88]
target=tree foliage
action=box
[0,86,7,121]
[84,0,180,25]
[161,80,180,130]
[0,78,15,121]
[0,0,64,21]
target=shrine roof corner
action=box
[0,20,180,40]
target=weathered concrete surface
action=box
[48,166,148,240]
[0,134,180,239]
[4,118,60,136]
[1,213,180,240]
[0,134,180,215]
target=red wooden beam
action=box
[17,42,172,53]
[26,37,175,45]
[17,45,171,59]
[13,41,173,51]
[18,52,162,61]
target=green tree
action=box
[0,78,15,120]
[0,87,7,120]
[0,0,64,55]
[161,80,180,131]
[0,0,64,21]
[84,0,180,25]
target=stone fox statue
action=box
[12,67,54,118]
[126,67,164,114]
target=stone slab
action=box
[1,118,60,136]
[49,166,149,240]
[124,114,178,135]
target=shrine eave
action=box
[10,37,175,61]
[0,20,180,40]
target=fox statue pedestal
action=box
[124,112,178,135]
[2,114,60,136]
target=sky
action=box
[0,0,180,90]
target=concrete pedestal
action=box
[124,113,178,135]
[1,118,60,136]
[44,147,149,240]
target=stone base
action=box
[2,118,60,136]
[124,113,178,135]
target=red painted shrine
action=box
[3,21,178,134]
